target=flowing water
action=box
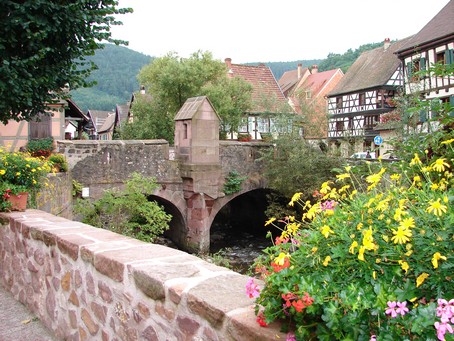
[209,222,272,274]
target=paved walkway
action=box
[0,285,59,341]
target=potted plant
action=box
[0,149,51,211]
[48,153,68,173]
[238,133,252,142]
[26,137,54,158]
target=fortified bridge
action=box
[57,97,271,254]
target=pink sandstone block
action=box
[227,308,288,341]
[186,273,255,328]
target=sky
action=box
[110,0,451,64]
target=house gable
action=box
[224,58,288,113]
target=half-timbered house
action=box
[327,38,412,157]
[0,98,89,152]
[396,0,454,124]
[224,58,293,140]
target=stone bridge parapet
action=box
[0,210,285,340]
[56,140,271,253]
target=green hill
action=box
[70,44,153,112]
[70,42,384,112]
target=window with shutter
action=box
[445,49,454,65]
[419,110,427,122]
[406,62,413,79]
[450,96,454,117]
[420,57,426,71]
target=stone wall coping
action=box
[0,209,286,340]
[57,139,169,146]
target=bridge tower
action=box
[174,96,223,253]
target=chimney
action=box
[384,38,391,50]
[311,65,318,74]
[225,58,234,78]
[297,63,303,79]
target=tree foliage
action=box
[75,172,171,242]
[0,0,132,123]
[317,42,384,72]
[202,76,253,134]
[261,134,345,200]
[121,50,254,141]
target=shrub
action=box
[74,172,172,242]
[249,139,453,340]
[26,138,54,158]
[48,153,68,172]
[223,170,247,195]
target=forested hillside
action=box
[70,44,152,112]
[70,41,383,112]
[317,41,384,72]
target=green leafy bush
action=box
[223,170,247,195]
[74,172,172,242]
[48,153,68,172]
[26,138,54,158]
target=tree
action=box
[0,0,132,124]
[261,133,345,200]
[121,51,253,141]
[202,76,253,135]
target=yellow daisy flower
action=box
[431,252,447,269]
[431,158,450,172]
[416,273,429,288]
[391,226,412,244]
[426,198,448,216]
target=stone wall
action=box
[0,210,285,341]
[219,141,270,190]
[57,140,182,199]
[36,172,73,220]
[56,140,270,200]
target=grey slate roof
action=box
[397,0,454,56]
[328,37,413,97]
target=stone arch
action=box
[148,190,187,249]
[209,187,271,240]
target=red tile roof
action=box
[225,58,288,112]
[302,69,344,99]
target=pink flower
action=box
[286,332,296,341]
[435,321,453,341]
[435,298,454,340]
[245,278,260,298]
[396,301,409,316]
[321,200,337,211]
[385,301,398,318]
[370,336,376,341]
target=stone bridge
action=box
[57,139,270,254]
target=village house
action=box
[396,0,454,124]
[224,58,292,140]
[0,97,89,152]
[279,64,344,141]
[326,37,412,158]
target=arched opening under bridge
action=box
[148,195,186,249]
[210,188,278,273]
